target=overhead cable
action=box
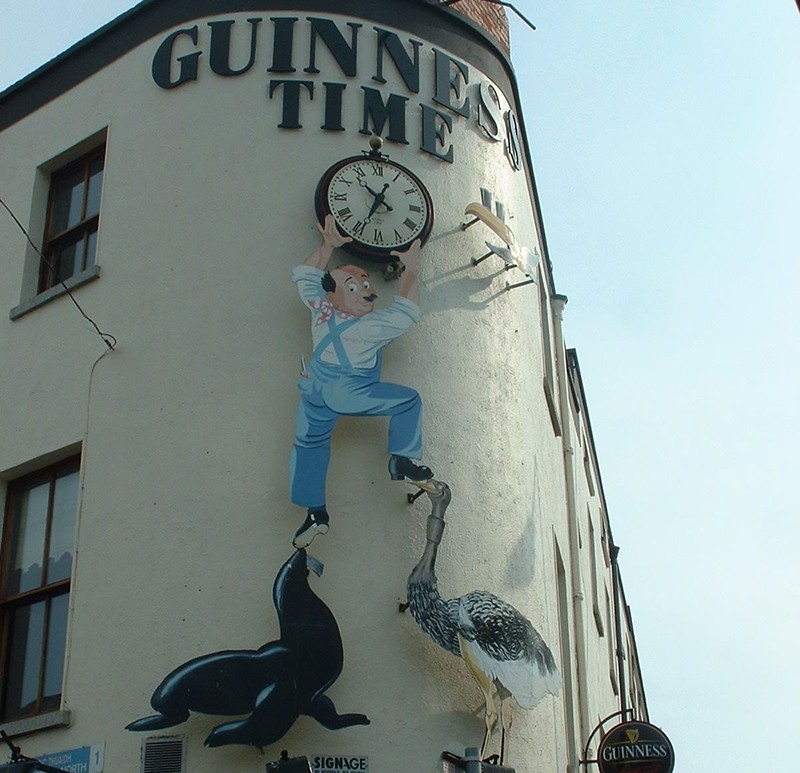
[440,0,537,32]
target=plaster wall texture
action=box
[0,6,635,773]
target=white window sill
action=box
[10,265,101,320]
[0,709,72,739]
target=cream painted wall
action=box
[0,8,634,773]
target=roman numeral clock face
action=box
[315,155,434,262]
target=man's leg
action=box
[289,389,337,546]
[322,378,431,481]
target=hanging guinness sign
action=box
[597,721,675,773]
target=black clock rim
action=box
[315,154,434,264]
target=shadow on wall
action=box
[503,460,542,590]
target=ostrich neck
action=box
[407,504,461,656]
[409,506,446,581]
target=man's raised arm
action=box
[303,215,352,269]
[393,240,423,306]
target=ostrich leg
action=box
[499,695,514,764]
[459,634,498,759]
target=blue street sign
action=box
[38,744,103,773]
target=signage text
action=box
[151,16,523,168]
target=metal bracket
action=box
[579,709,635,768]
[505,278,535,291]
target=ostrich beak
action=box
[413,479,439,494]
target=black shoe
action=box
[388,455,433,482]
[292,508,329,548]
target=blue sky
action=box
[2,1,799,769]
[514,2,800,768]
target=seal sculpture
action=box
[126,549,370,747]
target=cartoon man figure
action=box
[289,215,433,547]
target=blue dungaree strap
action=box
[313,317,361,371]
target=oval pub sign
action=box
[597,721,675,773]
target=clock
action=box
[315,145,434,263]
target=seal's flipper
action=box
[304,694,370,729]
[126,708,189,732]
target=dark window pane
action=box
[85,228,98,270]
[85,161,103,218]
[54,236,84,282]
[42,593,69,702]
[2,602,45,719]
[5,483,49,595]
[47,472,79,585]
[51,170,85,234]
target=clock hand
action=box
[358,180,381,197]
[378,183,393,212]
[365,184,393,221]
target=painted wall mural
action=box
[127,137,556,764]
[126,549,369,747]
[406,481,561,763]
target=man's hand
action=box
[393,240,423,304]
[304,215,353,268]
[317,214,352,250]
[391,239,422,273]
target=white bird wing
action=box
[458,593,561,709]
[485,240,517,266]
[520,245,539,279]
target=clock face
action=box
[316,156,434,262]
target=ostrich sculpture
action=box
[406,480,560,762]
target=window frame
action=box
[537,264,562,436]
[0,457,80,722]
[38,145,105,294]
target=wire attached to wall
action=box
[440,0,537,32]
[0,194,117,349]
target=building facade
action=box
[0,2,647,772]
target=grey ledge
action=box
[0,709,72,739]
[10,265,101,320]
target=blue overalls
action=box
[289,316,423,509]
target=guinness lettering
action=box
[151,15,523,168]
[600,743,669,761]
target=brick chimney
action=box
[449,0,510,53]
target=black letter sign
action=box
[269,79,315,129]
[420,104,454,163]
[152,27,201,89]
[208,18,261,77]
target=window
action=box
[0,458,79,721]
[606,588,618,694]
[538,265,561,435]
[588,511,604,636]
[39,147,104,293]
